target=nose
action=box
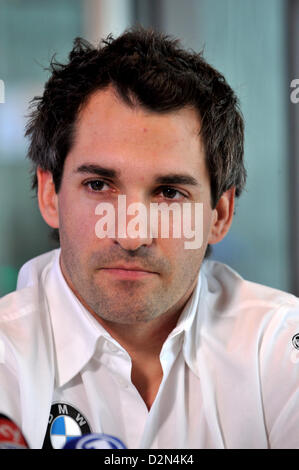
[114,196,154,251]
[114,235,153,252]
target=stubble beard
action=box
[59,243,174,326]
[59,227,202,326]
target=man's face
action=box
[54,87,217,325]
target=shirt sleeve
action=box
[260,301,299,449]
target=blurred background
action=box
[0,0,298,297]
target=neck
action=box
[95,309,183,411]
[95,306,183,359]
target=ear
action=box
[208,187,235,245]
[37,167,59,228]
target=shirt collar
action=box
[43,250,111,387]
[160,268,203,378]
[170,271,202,338]
[43,249,203,387]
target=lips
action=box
[104,264,155,273]
[99,264,158,279]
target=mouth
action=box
[99,265,158,279]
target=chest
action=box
[41,352,208,449]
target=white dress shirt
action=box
[0,248,299,449]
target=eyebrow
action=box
[74,164,120,179]
[74,164,200,187]
[154,174,200,187]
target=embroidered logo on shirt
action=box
[292,334,299,350]
[42,402,92,449]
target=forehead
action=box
[66,87,206,178]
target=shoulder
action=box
[0,286,40,325]
[197,260,299,369]
[0,250,59,360]
[198,260,299,353]
[201,259,299,314]
[0,286,43,367]
[16,248,60,289]
[0,287,51,370]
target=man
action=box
[0,27,299,449]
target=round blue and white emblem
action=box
[43,403,92,449]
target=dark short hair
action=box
[26,26,246,208]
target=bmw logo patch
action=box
[43,403,92,449]
[292,334,299,350]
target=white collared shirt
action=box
[1,249,299,449]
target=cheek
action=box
[159,238,203,296]
[159,237,202,272]
[58,194,99,246]
[168,202,212,254]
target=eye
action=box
[157,186,187,200]
[83,179,110,192]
